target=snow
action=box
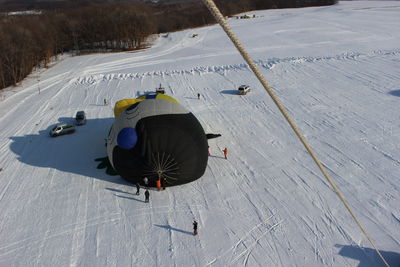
[1,1,400,266]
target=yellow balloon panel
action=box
[114,99,143,117]
[114,94,179,117]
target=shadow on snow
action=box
[220,90,239,95]
[9,117,129,185]
[336,244,400,267]
[113,194,146,203]
[106,187,135,195]
[388,89,400,97]
[154,224,193,235]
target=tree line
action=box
[0,0,337,90]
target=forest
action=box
[0,0,337,89]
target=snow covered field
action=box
[0,1,399,266]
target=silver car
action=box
[50,123,76,137]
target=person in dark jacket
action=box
[193,220,198,236]
[145,189,150,203]
[135,183,140,195]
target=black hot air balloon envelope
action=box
[106,93,208,187]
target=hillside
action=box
[0,1,399,266]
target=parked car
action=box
[75,111,86,125]
[238,85,251,95]
[50,123,75,137]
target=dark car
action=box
[50,123,76,137]
[75,111,86,125]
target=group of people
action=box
[134,178,199,236]
[135,176,170,203]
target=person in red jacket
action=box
[156,177,161,191]
[222,147,228,159]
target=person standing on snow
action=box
[222,147,228,159]
[156,177,161,191]
[135,183,140,195]
[143,177,149,188]
[162,177,167,190]
[145,189,150,203]
[197,93,200,100]
[193,220,198,236]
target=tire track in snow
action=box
[68,184,90,267]
[0,72,68,122]
[189,52,393,266]
[229,220,283,266]
[205,213,277,266]
[205,154,284,265]
[0,202,226,258]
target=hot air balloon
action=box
[106,93,208,187]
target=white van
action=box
[238,85,250,95]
